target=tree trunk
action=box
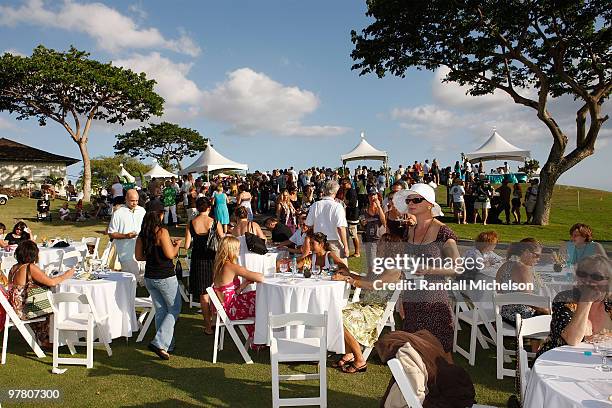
[77,140,92,202]
[532,165,560,225]
[175,158,183,171]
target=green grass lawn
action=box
[0,184,608,407]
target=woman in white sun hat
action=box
[393,183,461,352]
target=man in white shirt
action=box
[107,189,146,283]
[305,180,349,261]
[111,176,124,206]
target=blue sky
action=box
[0,0,610,191]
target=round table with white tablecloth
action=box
[524,344,612,408]
[254,276,348,353]
[54,271,138,342]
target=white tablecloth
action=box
[38,242,88,270]
[254,277,347,353]
[54,271,138,342]
[524,344,612,408]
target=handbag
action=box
[245,222,268,255]
[23,266,52,319]
[206,220,220,252]
[174,259,183,279]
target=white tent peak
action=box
[144,163,177,179]
[465,130,530,162]
[118,163,135,183]
[180,144,248,175]
[341,133,388,163]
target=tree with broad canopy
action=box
[351,0,610,225]
[0,45,164,202]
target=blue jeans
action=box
[144,276,181,352]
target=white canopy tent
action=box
[465,130,531,162]
[118,164,135,183]
[144,162,177,179]
[341,132,389,185]
[179,145,248,180]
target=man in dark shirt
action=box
[265,217,293,243]
[342,178,361,257]
[497,179,512,224]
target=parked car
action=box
[0,194,8,205]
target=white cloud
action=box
[201,68,349,136]
[0,117,17,130]
[0,0,200,56]
[2,48,25,57]
[113,52,202,107]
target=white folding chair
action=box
[48,292,112,369]
[60,250,83,273]
[493,292,550,379]
[81,237,100,259]
[135,296,155,343]
[206,286,253,364]
[516,314,552,401]
[351,287,396,331]
[452,290,496,366]
[362,287,402,361]
[387,358,496,408]
[90,240,113,270]
[1,256,17,278]
[0,291,46,364]
[269,312,327,408]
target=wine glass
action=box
[597,338,612,372]
[312,265,321,281]
[279,260,289,280]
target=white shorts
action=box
[474,200,491,210]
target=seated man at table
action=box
[264,217,292,243]
[331,234,401,373]
[276,214,310,256]
[7,240,75,350]
[536,255,611,359]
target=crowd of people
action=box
[1,161,609,399]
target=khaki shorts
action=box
[328,240,348,264]
[347,223,359,239]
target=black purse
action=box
[174,259,183,279]
[244,222,267,255]
[206,220,220,252]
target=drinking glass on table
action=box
[279,259,289,280]
[312,265,321,281]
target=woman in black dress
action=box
[5,221,32,245]
[184,197,223,335]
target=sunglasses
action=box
[405,197,426,204]
[576,270,609,281]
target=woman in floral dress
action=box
[8,241,75,349]
[212,236,263,343]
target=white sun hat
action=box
[393,183,443,217]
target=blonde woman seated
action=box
[331,234,401,373]
[212,236,264,346]
[230,206,266,240]
[292,232,349,274]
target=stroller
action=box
[37,198,52,221]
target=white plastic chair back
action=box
[388,358,424,408]
[60,250,83,273]
[516,314,552,400]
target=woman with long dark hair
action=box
[5,221,32,245]
[185,197,223,335]
[135,202,182,360]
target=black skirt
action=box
[189,256,214,297]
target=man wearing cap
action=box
[108,189,146,283]
[305,180,349,261]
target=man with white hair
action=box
[108,189,146,283]
[305,180,349,260]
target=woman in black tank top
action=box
[136,203,183,360]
